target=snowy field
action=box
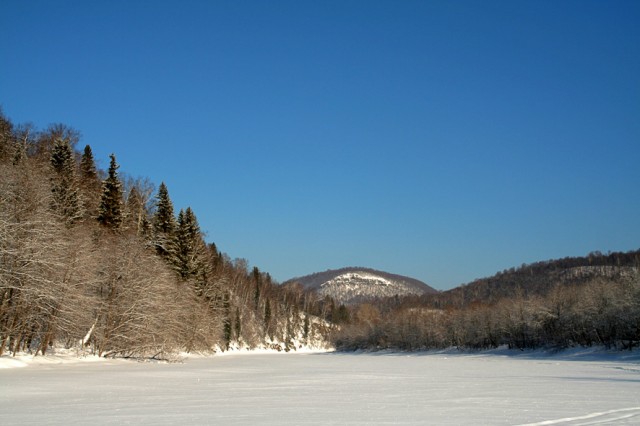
[1,350,639,425]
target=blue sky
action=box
[2,1,639,289]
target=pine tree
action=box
[264,298,272,338]
[152,182,175,234]
[79,145,98,182]
[152,182,176,256]
[253,266,262,310]
[173,207,208,283]
[234,307,242,342]
[97,154,123,228]
[222,292,232,350]
[50,138,83,224]
[78,144,101,219]
[303,314,310,341]
[174,208,189,277]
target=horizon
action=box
[2,1,639,290]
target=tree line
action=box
[332,251,640,351]
[0,111,332,358]
[2,109,638,358]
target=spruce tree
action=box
[173,207,208,282]
[152,182,175,234]
[174,208,189,277]
[222,292,232,350]
[50,138,83,224]
[78,144,101,219]
[303,314,310,341]
[253,266,262,310]
[234,307,242,342]
[264,299,272,339]
[152,182,176,256]
[79,144,98,182]
[97,154,123,228]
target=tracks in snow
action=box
[517,407,640,425]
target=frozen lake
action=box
[1,351,639,425]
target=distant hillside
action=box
[284,267,437,305]
[426,249,640,308]
[332,250,640,352]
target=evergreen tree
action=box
[264,298,272,338]
[152,182,175,234]
[208,242,223,272]
[78,144,101,219]
[152,182,176,256]
[50,138,83,224]
[234,307,242,342]
[222,293,232,350]
[173,207,208,282]
[174,208,188,277]
[253,266,262,310]
[96,154,123,228]
[303,314,310,341]
[79,144,98,182]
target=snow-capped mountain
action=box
[284,267,437,305]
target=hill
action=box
[332,250,640,351]
[425,249,640,308]
[0,112,332,358]
[284,267,437,305]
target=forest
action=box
[333,251,640,351]
[1,110,639,359]
[0,111,334,359]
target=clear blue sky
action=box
[2,1,639,290]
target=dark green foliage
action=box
[253,266,261,310]
[208,242,223,271]
[152,182,175,234]
[50,138,83,224]
[234,307,241,341]
[172,207,209,283]
[1,113,333,358]
[97,154,123,228]
[79,145,98,182]
[303,314,310,340]
[152,182,175,256]
[264,299,272,331]
[332,304,350,324]
[222,293,232,350]
[77,144,101,219]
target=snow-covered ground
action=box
[1,349,639,425]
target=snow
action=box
[1,349,639,425]
[0,348,114,369]
[320,271,424,303]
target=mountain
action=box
[284,267,437,305]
